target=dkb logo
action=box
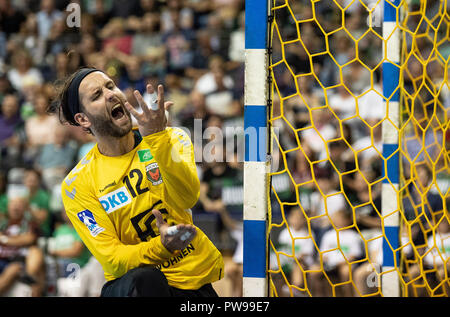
[99,187,132,214]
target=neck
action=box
[96,131,135,157]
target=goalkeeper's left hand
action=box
[124,84,173,137]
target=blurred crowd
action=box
[0,0,448,297]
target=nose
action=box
[104,87,116,102]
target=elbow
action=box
[187,187,200,209]
[185,177,200,209]
[104,254,128,279]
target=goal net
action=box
[266,0,449,297]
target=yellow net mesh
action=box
[267,0,449,297]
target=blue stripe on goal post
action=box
[243,0,270,297]
[382,144,400,185]
[383,226,400,267]
[243,220,267,278]
[244,105,267,162]
[245,0,268,49]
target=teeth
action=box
[112,103,122,111]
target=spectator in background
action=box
[405,215,449,297]
[162,9,195,76]
[36,0,63,40]
[131,12,166,78]
[300,107,337,162]
[327,138,357,201]
[0,0,26,38]
[204,201,243,297]
[0,94,23,170]
[77,32,98,67]
[348,119,383,175]
[309,167,347,245]
[198,144,243,252]
[118,56,146,95]
[160,0,190,32]
[342,61,371,96]
[7,49,43,95]
[89,0,113,30]
[48,210,105,297]
[100,17,133,55]
[328,84,357,122]
[137,0,161,17]
[6,13,45,66]
[179,89,209,133]
[45,16,78,57]
[194,55,237,118]
[288,76,320,129]
[24,91,60,165]
[352,171,382,233]
[228,10,244,64]
[186,29,215,79]
[0,94,22,144]
[358,72,384,125]
[75,131,96,162]
[0,74,15,103]
[47,51,71,82]
[35,124,77,190]
[271,207,316,297]
[23,168,51,238]
[403,164,444,247]
[109,0,141,19]
[403,105,443,166]
[205,12,231,59]
[0,170,6,217]
[163,72,190,119]
[0,193,45,296]
[423,218,449,295]
[309,210,364,297]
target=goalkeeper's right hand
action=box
[152,209,197,253]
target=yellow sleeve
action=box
[142,127,200,210]
[61,176,173,280]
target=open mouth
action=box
[111,103,126,120]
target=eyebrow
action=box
[86,79,115,97]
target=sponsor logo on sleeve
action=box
[146,162,163,185]
[99,186,132,214]
[77,210,105,237]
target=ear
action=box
[74,112,91,130]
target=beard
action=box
[86,110,132,138]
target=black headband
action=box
[67,68,102,121]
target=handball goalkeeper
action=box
[49,68,224,297]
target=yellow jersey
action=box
[61,127,224,290]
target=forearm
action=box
[51,243,84,258]
[30,208,48,224]
[97,237,173,278]
[0,233,37,247]
[358,216,381,228]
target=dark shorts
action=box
[0,259,10,274]
[0,257,25,274]
[101,266,218,297]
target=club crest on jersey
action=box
[146,162,163,185]
[77,210,104,237]
[99,186,132,214]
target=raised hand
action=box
[124,84,172,137]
